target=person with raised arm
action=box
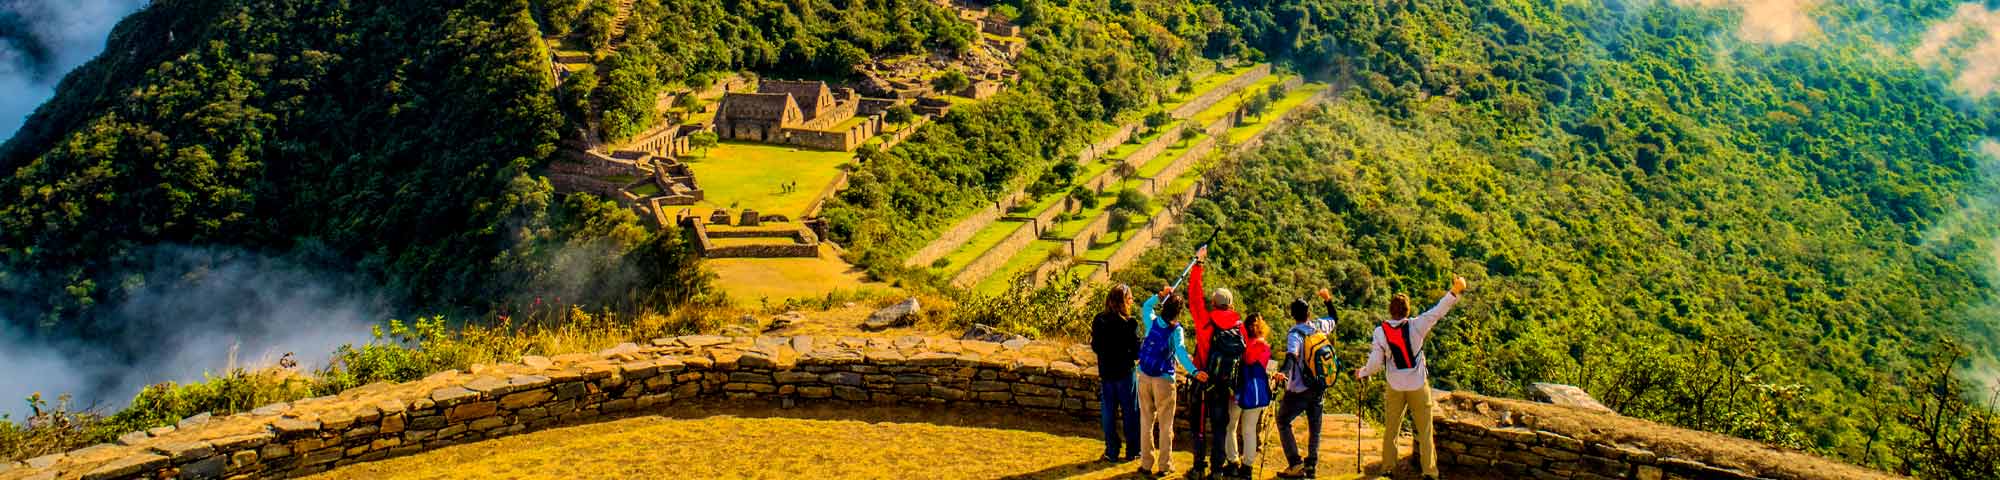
[1134,286,1204,477]
[1186,246,1247,479]
[1272,289,1340,478]
[1355,276,1467,480]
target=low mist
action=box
[0,0,148,140]
[0,246,379,420]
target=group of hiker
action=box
[1092,247,1467,480]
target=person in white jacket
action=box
[1354,276,1466,480]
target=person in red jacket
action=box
[1185,246,1246,479]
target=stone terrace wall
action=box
[905,63,1273,269]
[949,220,1040,289]
[1171,63,1273,119]
[1432,393,1898,480]
[3,336,1108,480]
[1101,184,1202,277]
[903,193,1023,268]
[1139,138,1215,197]
[1078,123,1140,164]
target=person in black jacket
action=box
[1091,284,1143,462]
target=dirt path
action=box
[306,400,1470,480]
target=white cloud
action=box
[1672,0,1822,44]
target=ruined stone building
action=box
[713,80,881,151]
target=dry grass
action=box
[304,399,1429,480]
[307,402,1192,480]
[705,245,895,305]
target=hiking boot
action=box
[1422,474,1439,480]
[1277,463,1306,478]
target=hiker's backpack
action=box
[1298,328,1339,390]
[1137,321,1178,377]
[1381,321,1419,370]
[1204,323,1247,391]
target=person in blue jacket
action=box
[1134,286,1205,477]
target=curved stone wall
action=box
[1,336,1104,480]
[1432,393,1897,480]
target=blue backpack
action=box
[1138,320,1178,376]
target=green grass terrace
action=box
[1191,74,1287,127]
[927,219,1027,274]
[683,141,853,218]
[1224,83,1328,144]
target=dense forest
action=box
[0,0,704,338]
[1096,0,2000,474]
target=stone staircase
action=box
[609,0,636,43]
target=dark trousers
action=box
[1189,383,1210,471]
[1200,387,1234,470]
[1100,375,1140,458]
[1277,388,1327,472]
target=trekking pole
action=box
[1354,376,1363,474]
[1167,230,1221,292]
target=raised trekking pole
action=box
[1167,230,1220,293]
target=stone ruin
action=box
[708,209,732,226]
[737,209,762,227]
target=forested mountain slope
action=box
[0,0,701,337]
[1114,0,2000,473]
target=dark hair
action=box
[1160,295,1185,323]
[1247,313,1267,337]
[1289,298,1310,323]
[1389,293,1411,320]
[1105,284,1132,317]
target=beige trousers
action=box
[1381,384,1437,476]
[1137,373,1179,471]
[1225,403,1266,465]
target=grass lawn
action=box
[703,245,890,304]
[1067,263,1098,281]
[627,182,661,196]
[1226,83,1328,144]
[1081,233,1123,262]
[1192,74,1287,127]
[1077,157,1116,183]
[931,219,1027,274]
[1137,135,1203,179]
[973,240,1064,295]
[683,141,852,218]
[1105,128,1167,161]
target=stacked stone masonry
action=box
[4,336,1110,480]
[1431,393,1896,480]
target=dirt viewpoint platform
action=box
[307,402,1409,480]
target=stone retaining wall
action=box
[948,220,1040,289]
[1139,137,1215,197]
[904,193,1021,268]
[1172,64,1273,119]
[4,336,1108,480]
[1078,123,1140,164]
[1431,393,1897,480]
[904,64,1274,269]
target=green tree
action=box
[932,70,971,95]
[687,131,719,157]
